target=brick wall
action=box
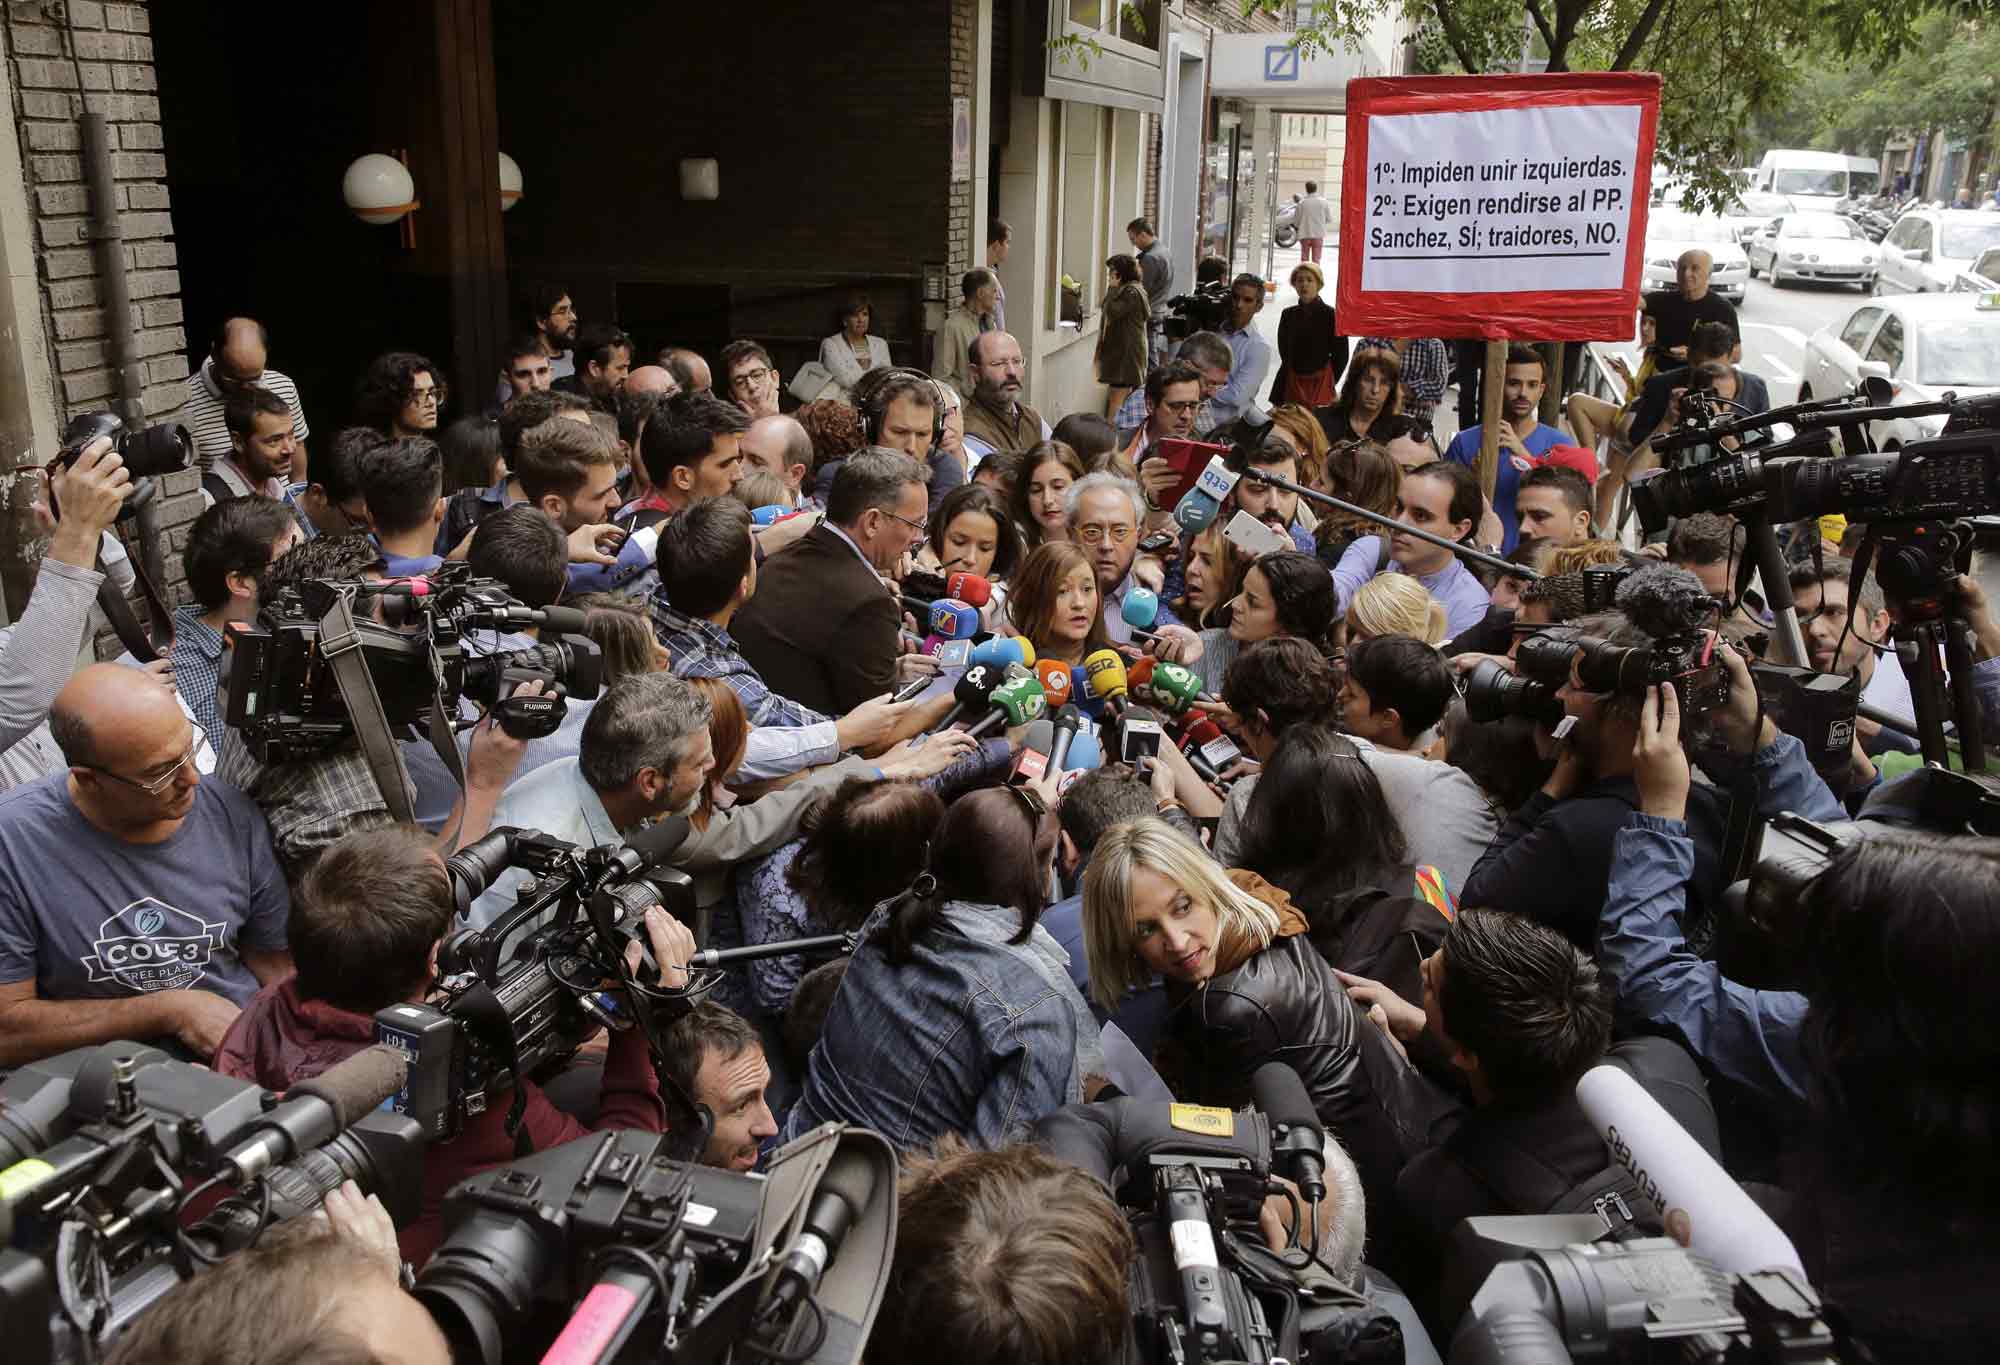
[4,0,199,609]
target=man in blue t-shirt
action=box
[0,665,292,1067]
[1444,344,1564,552]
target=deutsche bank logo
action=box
[1265,45,1299,81]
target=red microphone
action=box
[945,572,993,608]
[1179,715,1242,785]
[1127,656,1156,697]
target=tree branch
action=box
[1523,0,1560,66]
[1431,0,1483,72]
[1611,0,1671,70]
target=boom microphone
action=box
[1251,1062,1326,1206]
[1575,1064,1805,1275]
[761,1148,879,1320]
[217,1045,410,1182]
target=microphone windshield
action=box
[945,573,993,608]
[1249,1060,1319,1139]
[1122,588,1161,630]
[1083,649,1129,700]
[292,1045,409,1128]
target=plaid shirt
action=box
[1360,337,1449,420]
[1114,386,1218,441]
[650,600,831,730]
[221,740,405,881]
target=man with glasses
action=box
[960,332,1051,464]
[1120,360,1204,474]
[1113,333,1232,439]
[0,663,293,1067]
[721,340,783,421]
[1068,471,1182,647]
[733,451,937,716]
[185,316,312,483]
[493,284,577,407]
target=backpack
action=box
[1297,865,1453,1009]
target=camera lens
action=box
[1515,631,1582,686]
[416,1211,560,1365]
[1573,638,1648,695]
[120,422,193,480]
[1462,659,1562,727]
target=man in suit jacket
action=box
[732,449,931,718]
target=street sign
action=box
[1335,73,1661,340]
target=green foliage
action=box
[1246,0,1972,213]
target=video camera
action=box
[226,561,604,763]
[414,1125,896,1365]
[373,824,701,1146]
[1035,1063,1404,1365]
[1163,281,1231,341]
[0,1042,421,1365]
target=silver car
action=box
[1876,209,2000,294]
[1746,212,1879,289]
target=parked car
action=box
[1719,190,1794,243]
[1642,212,1750,302]
[1745,212,1879,289]
[1952,246,2000,293]
[1875,209,2000,294]
[1798,292,2000,448]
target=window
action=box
[1864,315,1905,376]
[1838,308,1882,353]
[1064,0,1159,54]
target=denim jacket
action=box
[778,899,1092,1151]
[1599,731,1846,1112]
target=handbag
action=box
[787,360,835,404]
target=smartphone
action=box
[1222,509,1292,559]
[892,675,932,703]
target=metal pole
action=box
[80,113,144,428]
[1240,468,1534,579]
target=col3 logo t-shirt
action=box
[0,774,288,1007]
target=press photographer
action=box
[1605,678,2000,1358]
[1461,565,1848,951]
[214,822,694,1263]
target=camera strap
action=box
[317,592,418,825]
[94,520,176,664]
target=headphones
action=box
[859,367,948,447]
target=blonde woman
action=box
[1347,574,1448,646]
[1268,261,1347,408]
[1080,817,1432,1216]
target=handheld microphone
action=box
[1576,1064,1805,1275]
[750,503,790,526]
[1121,587,1163,640]
[1127,655,1156,697]
[1048,704,1083,772]
[761,1148,879,1320]
[933,664,1001,732]
[926,598,981,641]
[1181,715,1241,782]
[217,1045,409,1182]
[1064,719,1103,772]
[1115,704,1166,764]
[1141,661,1205,718]
[1009,718,1056,785]
[563,525,660,595]
[1082,649,1130,716]
[1251,1061,1326,1206]
[1171,455,1240,533]
[1034,659,1074,709]
[968,635,1034,671]
[1070,663,1105,718]
[965,674,1047,738]
[944,572,993,608]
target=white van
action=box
[1754,149,1851,206]
[1844,155,1881,197]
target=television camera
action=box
[225,561,604,765]
[0,1042,421,1365]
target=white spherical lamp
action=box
[342,153,417,226]
[498,151,523,211]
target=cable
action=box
[746,1296,829,1364]
[173,1172,231,1269]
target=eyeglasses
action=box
[408,385,446,407]
[885,509,928,536]
[730,367,773,391]
[1075,524,1134,546]
[89,724,206,796]
[1159,399,1201,416]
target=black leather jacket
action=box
[1164,933,1448,1223]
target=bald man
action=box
[626,365,676,400]
[661,347,712,396]
[0,664,292,1067]
[1642,248,1739,364]
[741,414,813,501]
[186,315,312,483]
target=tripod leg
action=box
[1902,625,1954,770]
[1946,616,1986,774]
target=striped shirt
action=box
[184,359,311,472]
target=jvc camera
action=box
[1164,281,1231,341]
[373,826,698,1144]
[226,562,603,762]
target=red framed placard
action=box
[1335,73,1662,341]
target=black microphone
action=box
[1251,1061,1326,1206]
[217,1045,410,1181]
[1048,704,1082,772]
[762,1148,878,1320]
[930,664,1000,732]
